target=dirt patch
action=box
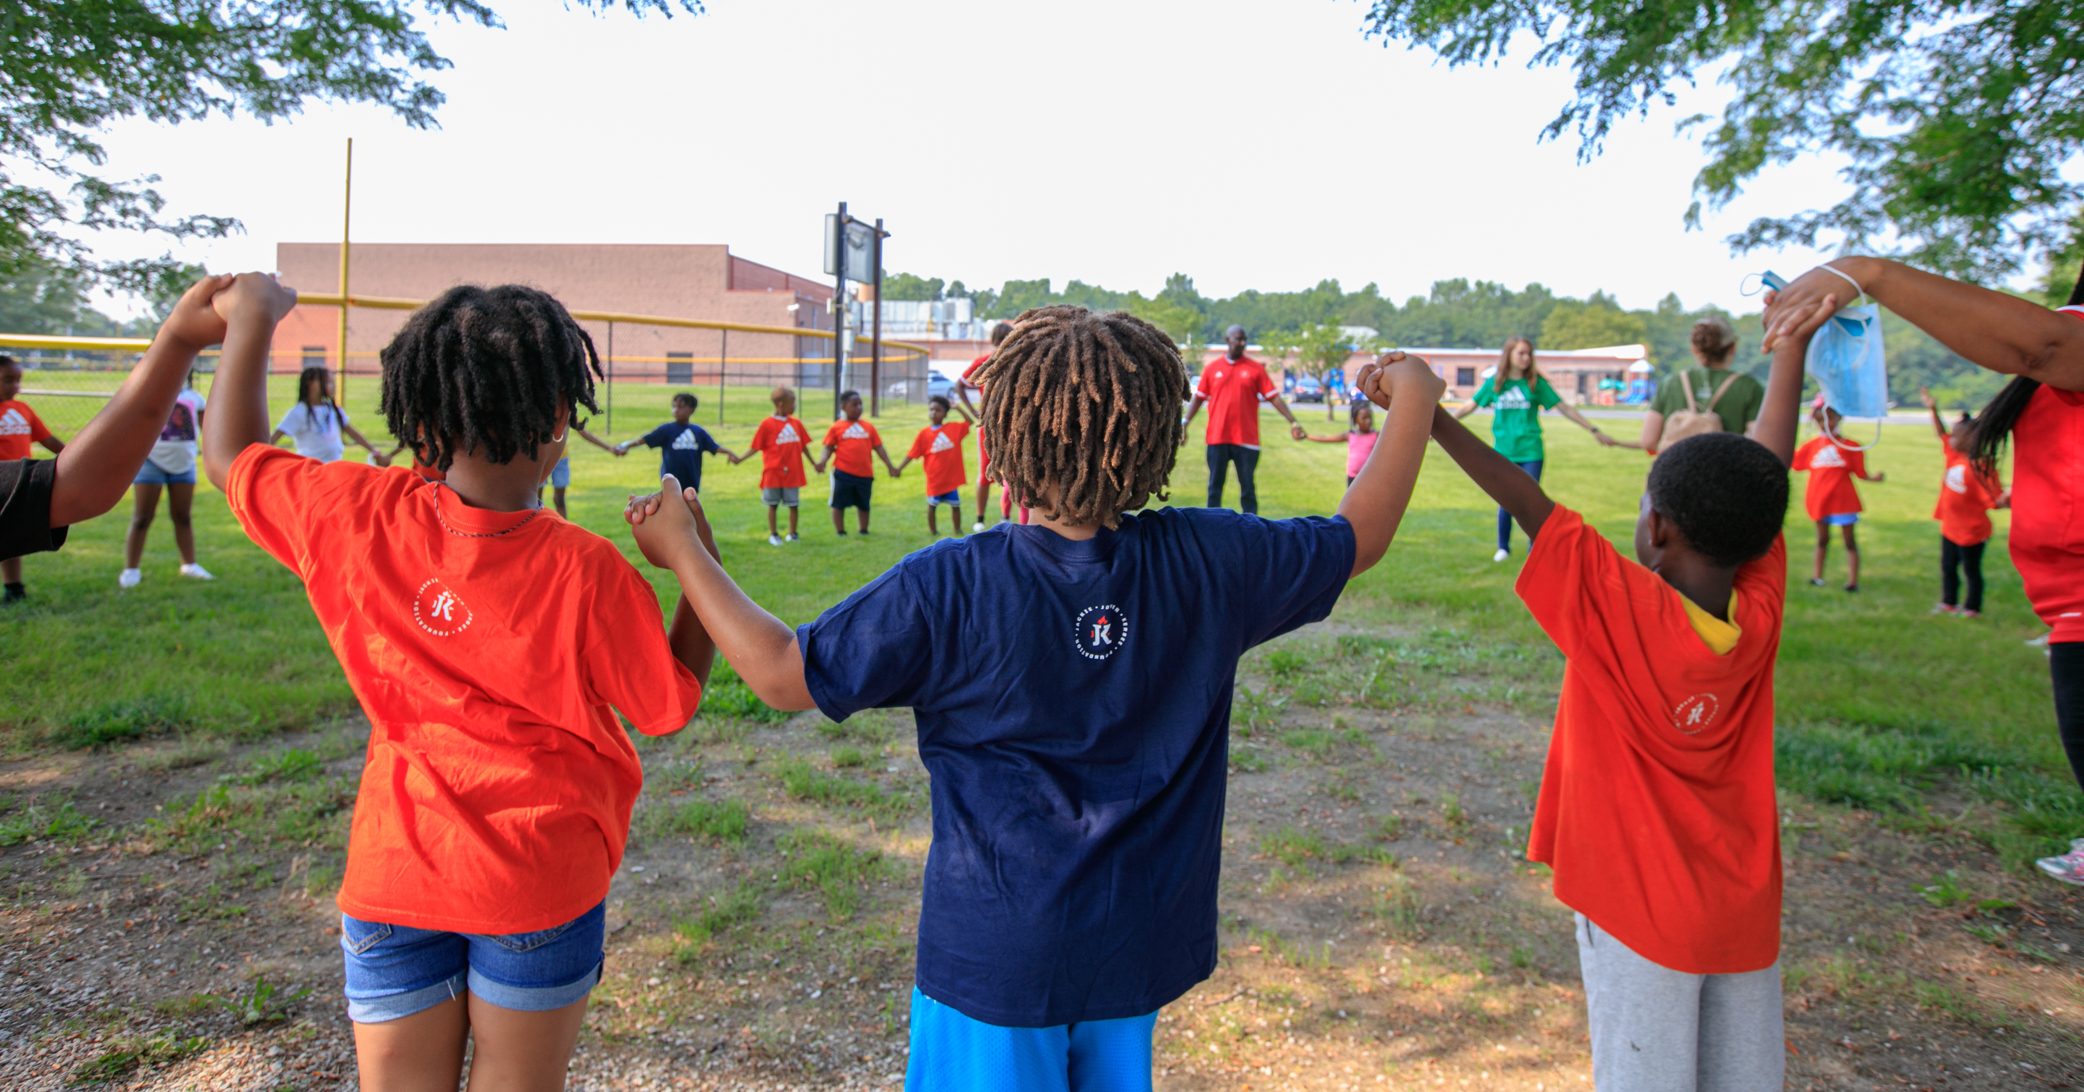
[2,632,2082,1090]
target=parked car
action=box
[1291,375,1325,403]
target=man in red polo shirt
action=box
[1179,325,1306,514]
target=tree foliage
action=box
[1540,291,1648,351]
[3,0,698,294]
[1357,0,2084,282]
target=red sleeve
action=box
[750,419,775,452]
[1791,439,1815,471]
[1513,507,1618,659]
[1256,367,1277,396]
[907,429,931,458]
[822,423,843,448]
[224,443,396,577]
[26,405,50,442]
[866,423,882,446]
[1848,447,1867,477]
[949,421,970,444]
[581,560,704,736]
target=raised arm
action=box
[1339,352,1445,577]
[1919,387,1949,440]
[1754,298,1834,467]
[1764,258,2084,391]
[202,274,300,490]
[1430,407,1556,540]
[626,475,815,711]
[47,275,236,526]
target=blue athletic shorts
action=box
[550,456,571,489]
[134,463,197,486]
[339,900,605,1023]
[905,988,1156,1092]
[927,490,962,507]
[1821,512,1859,526]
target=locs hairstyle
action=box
[379,285,602,473]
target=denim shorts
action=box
[1821,512,1860,526]
[928,490,961,506]
[134,463,197,486]
[339,901,605,1023]
[550,456,571,489]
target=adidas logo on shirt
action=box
[929,431,956,453]
[671,430,704,450]
[1494,387,1531,410]
[1945,464,1968,493]
[774,423,801,445]
[0,408,28,436]
[1811,445,1847,468]
[842,423,870,440]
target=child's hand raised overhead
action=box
[211,272,299,328]
[1354,351,1446,413]
[157,274,237,353]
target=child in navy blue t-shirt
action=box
[615,392,737,494]
[624,307,1443,1091]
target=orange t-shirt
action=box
[822,418,882,479]
[963,353,992,475]
[225,445,703,934]
[1934,435,2001,547]
[751,415,810,489]
[1518,507,1786,975]
[908,420,971,498]
[1792,435,1866,521]
[0,399,53,460]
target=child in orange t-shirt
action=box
[200,275,716,1088]
[1791,400,1886,591]
[817,389,898,537]
[0,356,66,601]
[1920,387,2010,616]
[893,394,974,537]
[1424,294,1830,1092]
[736,385,811,546]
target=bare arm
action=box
[874,443,898,475]
[1430,406,1556,540]
[1266,393,1306,440]
[575,427,617,453]
[626,476,815,711]
[1755,299,1834,467]
[1339,353,1445,577]
[1764,257,2084,391]
[1551,401,1621,446]
[1302,432,1349,443]
[949,399,975,424]
[38,435,63,454]
[339,420,381,456]
[1451,401,1479,420]
[202,275,300,491]
[49,275,236,526]
[1919,387,1948,439]
[1178,395,1205,444]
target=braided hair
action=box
[379,285,602,472]
[1967,260,2084,477]
[969,305,1189,528]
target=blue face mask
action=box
[1763,270,1891,427]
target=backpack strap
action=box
[1681,373,1701,414]
[1703,373,1740,412]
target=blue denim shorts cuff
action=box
[346,969,467,1024]
[467,961,601,1012]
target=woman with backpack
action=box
[1763,257,2084,886]
[1451,336,1618,561]
[1639,316,1764,453]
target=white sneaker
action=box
[1492,549,1510,563]
[767,534,783,547]
[178,563,214,581]
[118,568,142,589]
[2038,848,2084,886]
[785,532,800,543]
[972,522,986,533]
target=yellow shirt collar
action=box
[1680,590,1742,655]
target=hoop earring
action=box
[551,429,568,443]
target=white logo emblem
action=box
[1811,444,1846,468]
[1944,464,1968,494]
[1671,693,1720,734]
[930,431,956,453]
[671,428,704,450]
[1494,386,1531,410]
[774,423,801,445]
[0,408,28,436]
[842,423,870,440]
[413,578,473,637]
[1073,604,1127,661]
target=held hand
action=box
[1762,262,1866,351]
[211,271,299,329]
[369,450,392,468]
[1289,422,1307,442]
[1871,471,1887,483]
[158,274,236,352]
[624,491,664,526]
[627,474,707,569]
[1594,430,1618,447]
[1356,351,1446,411]
[1919,386,1937,410]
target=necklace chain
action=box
[433,485,542,539]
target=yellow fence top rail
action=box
[0,293,931,358]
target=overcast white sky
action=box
[87,0,1858,316]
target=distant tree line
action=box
[883,269,2015,410]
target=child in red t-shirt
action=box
[957,320,1029,528]
[0,356,66,601]
[735,386,811,546]
[817,389,898,536]
[1791,400,1886,591]
[1422,294,1831,1092]
[893,394,975,536]
[201,275,716,1088]
[1919,387,2009,616]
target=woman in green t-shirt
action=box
[1452,337,1618,561]
[1640,316,1765,452]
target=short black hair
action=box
[928,394,951,411]
[379,285,601,472]
[839,389,861,404]
[0,354,19,372]
[672,392,698,410]
[1645,433,1789,567]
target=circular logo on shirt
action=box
[1073,604,1127,661]
[413,578,473,637]
[1671,693,1720,734]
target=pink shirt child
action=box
[1346,430,1380,479]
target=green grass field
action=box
[1,390,2067,848]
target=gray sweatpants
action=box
[1575,914,1784,1092]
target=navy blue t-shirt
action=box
[799,507,1354,1027]
[642,421,721,492]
